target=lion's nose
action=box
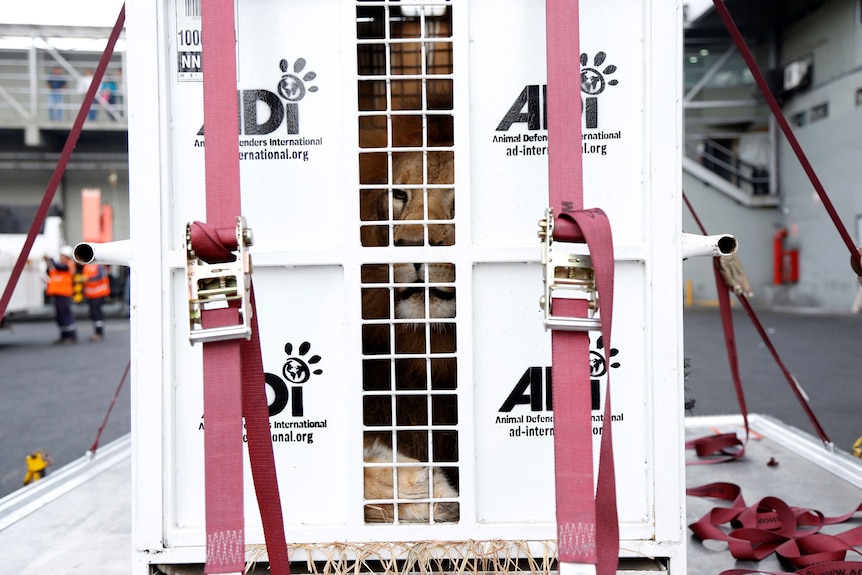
[413,263,424,280]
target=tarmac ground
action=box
[683,306,862,453]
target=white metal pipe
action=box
[73,240,132,266]
[681,233,737,259]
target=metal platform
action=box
[0,434,131,574]
[2,416,861,574]
[685,414,862,575]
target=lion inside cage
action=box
[356,1,460,524]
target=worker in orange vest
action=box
[83,262,111,341]
[44,246,78,344]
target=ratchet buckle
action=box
[539,208,601,332]
[186,216,253,344]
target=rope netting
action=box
[246,540,559,575]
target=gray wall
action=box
[782,0,860,81]
[776,0,862,310]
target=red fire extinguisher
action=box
[773,228,800,284]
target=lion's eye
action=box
[391,189,408,219]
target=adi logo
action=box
[197,57,319,136]
[495,50,619,132]
[198,339,328,445]
[265,341,323,417]
[498,336,620,413]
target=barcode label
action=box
[185,0,201,19]
[175,0,239,82]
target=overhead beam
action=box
[0,24,123,40]
[684,45,737,103]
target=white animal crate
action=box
[124,0,687,572]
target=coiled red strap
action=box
[688,482,862,574]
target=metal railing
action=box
[0,28,126,132]
[685,135,771,197]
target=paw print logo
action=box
[579,51,619,130]
[580,51,618,96]
[581,52,619,96]
[590,335,621,378]
[277,58,318,102]
[283,341,323,384]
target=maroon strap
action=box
[191,225,290,574]
[682,194,748,463]
[712,0,862,277]
[200,315,246,573]
[735,293,831,445]
[241,287,291,575]
[549,218,618,572]
[688,482,862,574]
[89,360,131,454]
[712,257,751,453]
[551,300,596,561]
[0,5,125,319]
[545,0,618,572]
[685,432,744,462]
[199,1,245,570]
[198,2,289,573]
[200,0,241,224]
[545,0,584,216]
[553,212,618,573]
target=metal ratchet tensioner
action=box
[186,216,253,344]
[539,208,601,332]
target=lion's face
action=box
[390,185,455,320]
[392,259,456,320]
[361,151,456,321]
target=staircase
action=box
[683,134,779,208]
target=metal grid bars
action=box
[357,0,454,249]
[356,0,459,525]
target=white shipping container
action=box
[0,216,63,318]
[124,0,688,571]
